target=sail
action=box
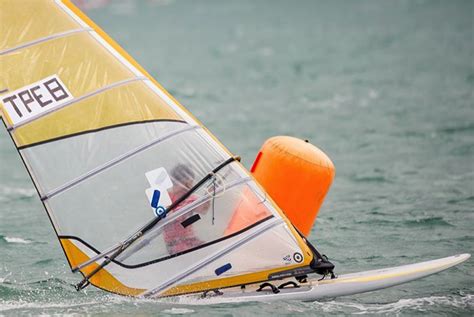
[0,0,316,297]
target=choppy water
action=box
[1,0,473,315]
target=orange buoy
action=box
[224,187,272,236]
[250,136,335,236]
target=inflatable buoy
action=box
[250,136,335,236]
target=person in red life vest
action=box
[164,164,210,255]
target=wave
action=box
[0,291,174,314]
[403,217,454,227]
[350,175,393,184]
[0,186,36,198]
[0,273,11,284]
[0,299,107,313]
[308,294,474,315]
[161,307,195,314]
[355,216,454,228]
[438,123,474,135]
[0,235,33,244]
[0,185,36,203]
[26,277,72,287]
[32,259,55,266]
[447,196,474,205]
[452,144,474,156]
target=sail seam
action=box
[0,28,93,56]
[8,76,148,131]
[41,125,199,201]
[142,218,284,297]
[17,119,187,150]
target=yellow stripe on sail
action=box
[60,0,234,158]
[1,32,135,99]
[0,0,80,52]
[0,103,13,126]
[13,81,182,147]
[162,260,313,297]
[60,239,145,296]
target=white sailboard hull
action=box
[171,253,470,304]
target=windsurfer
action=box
[164,164,210,255]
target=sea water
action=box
[0,0,473,315]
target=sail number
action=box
[1,75,73,125]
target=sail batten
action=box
[0,0,81,52]
[0,27,93,56]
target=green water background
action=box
[0,0,473,315]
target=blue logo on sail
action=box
[151,189,167,218]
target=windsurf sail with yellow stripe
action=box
[0,0,332,298]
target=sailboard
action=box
[0,0,469,302]
[174,253,471,304]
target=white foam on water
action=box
[3,236,32,244]
[0,186,36,198]
[0,294,195,315]
[149,0,175,7]
[368,89,379,100]
[0,185,36,203]
[0,299,107,313]
[161,307,195,315]
[310,294,474,315]
[0,273,11,283]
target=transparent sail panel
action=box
[21,121,185,194]
[66,220,303,292]
[46,129,233,250]
[173,223,303,286]
[116,180,272,266]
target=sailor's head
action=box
[171,164,195,190]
